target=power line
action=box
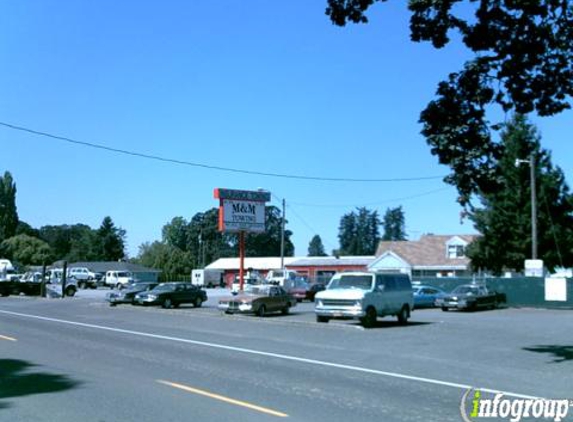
[0,121,446,183]
[288,187,450,208]
[271,192,338,253]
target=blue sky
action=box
[1,1,571,258]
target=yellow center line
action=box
[157,379,288,418]
[0,334,17,341]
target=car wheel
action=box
[441,306,449,312]
[397,305,409,325]
[65,287,76,297]
[281,304,290,315]
[194,297,202,308]
[360,307,377,328]
[316,315,329,323]
[257,305,266,317]
[162,298,172,309]
[116,283,123,290]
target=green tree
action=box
[39,224,99,261]
[326,1,573,207]
[0,234,53,266]
[242,206,294,257]
[135,241,193,275]
[16,221,39,238]
[97,216,126,261]
[381,206,407,241]
[466,115,573,274]
[187,208,235,267]
[0,171,18,242]
[162,216,189,251]
[338,207,380,255]
[308,235,327,257]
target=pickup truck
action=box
[68,267,101,289]
[436,284,506,311]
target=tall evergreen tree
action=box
[381,206,407,241]
[467,115,573,274]
[97,216,126,261]
[0,171,18,242]
[338,207,380,255]
[308,235,327,257]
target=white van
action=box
[105,271,135,289]
[314,272,414,328]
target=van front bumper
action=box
[315,307,365,318]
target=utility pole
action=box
[530,153,537,260]
[280,198,285,269]
[516,154,537,260]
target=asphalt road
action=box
[1,290,572,422]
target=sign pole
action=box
[214,188,271,292]
[239,231,245,292]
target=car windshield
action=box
[127,283,151,291]
[452,286,480,295]
[328,275,373,290]
[244,285,270,295]
[151,283,175,292]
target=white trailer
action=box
[192,269,222,288]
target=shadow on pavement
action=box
[350,321,434,329]
[0,359,81,407]
[522,345,573,363]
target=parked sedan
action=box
[412,284,446,308]
[135,282,207,309]
[307,283,326,302]
[437,284,506,311]
[218,285,296,317]
[107,282,159,306]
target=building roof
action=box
[287,256,375,267]
[207,256,375,271]
[206,257,299,271]
[66,261,161,273]
[374,235,478,268]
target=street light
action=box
[515,154,537,260]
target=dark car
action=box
[0,281,14,297]
[218,284,297,317]
[288,278,311,302]
[412,284,446,308]
[437,284,506,311]
[135,282,207,309]
[307,283,326,302]
[107,282,159,306]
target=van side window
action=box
[375,275,386,289]
[384,276,397,291]
[394,275,411,290]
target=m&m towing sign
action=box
[214,188,271,234]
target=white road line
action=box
[0,309,540,400]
